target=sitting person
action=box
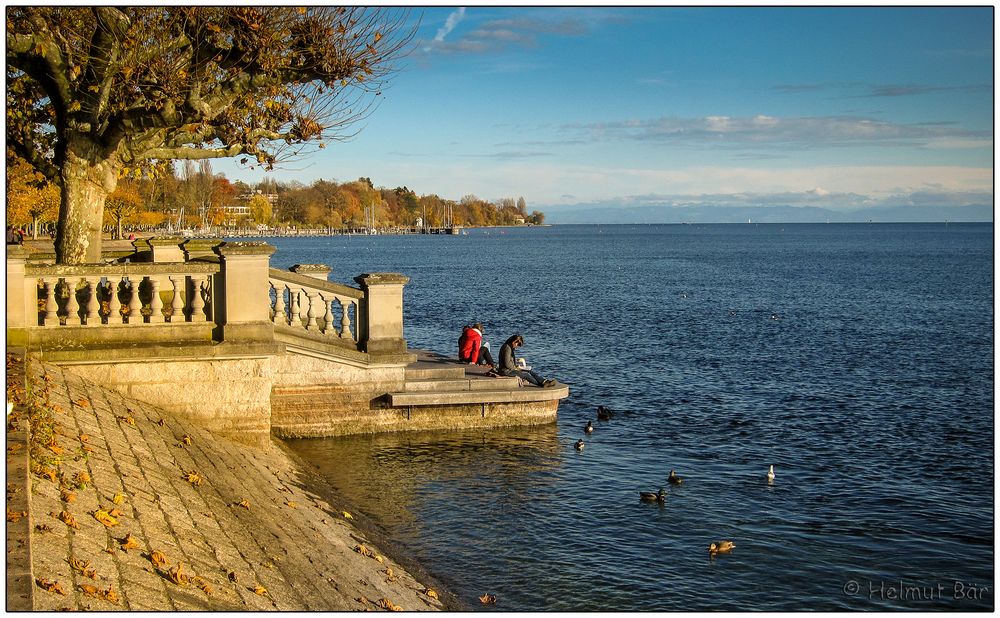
[459,322,495,369]
[498,334,557,387]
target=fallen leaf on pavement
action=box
[150,550,168,569]
[57,511,80,529]
[93,509,119,527]
[119,533,141,551]
[35,578,65,595]
[167,562,189,586]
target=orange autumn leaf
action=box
[57,511,80,529]
[35,578,66,595]
[150,550,168,568]
[479,593,497,605]
[167,562,189,586]
[120,533,141,551]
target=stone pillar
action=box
[353,273,409,356]
[290,263,332,281]
[6,246,29,346]
[216,241,277,343]
[149,238,185,263]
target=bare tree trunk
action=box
[55,140,118,264]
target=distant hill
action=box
[541,202,993,224]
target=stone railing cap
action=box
[6,245,30,260]
[183,238,225,250]
[148,237,184,247]
[291,263,331,273]
[216,241,277,256]
[353,272,410,286]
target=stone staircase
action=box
[387,349,569,408]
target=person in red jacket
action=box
[459,322,495,369]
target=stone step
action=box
[403,376,521,392]
[404,365,467,380]
[388,382,569,407]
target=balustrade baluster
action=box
[322,294,335,335]
[272,282,287,324]
[341,299,353,339]
[305,290,319,330]
[84,277,101,325]
[126,277,143,323]
[107,277,124,323]
[289,289,301,328]
[169,276,185,322]
[148,276,165,323]
[43,278,59,326]
[64,278,82,325]
[188,276,207,322]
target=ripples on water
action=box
[279,224,993,611]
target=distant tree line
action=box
[6,152,545,237]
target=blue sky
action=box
[217,6,993,221]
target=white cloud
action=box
[434,7,466,42]
[355,160,993,208]
[568,115,992,149]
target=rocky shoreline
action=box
[5,350,457,611]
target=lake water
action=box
[270,223,993,611]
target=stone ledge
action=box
[402,377,522,392]
[387,383,569,407]
[36,340,284,364]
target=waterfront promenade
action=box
[6,351,448,611]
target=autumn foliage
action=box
[6,7,413,263]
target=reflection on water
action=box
[287,424,563,530]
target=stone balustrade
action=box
[269,265,363,344]
[7,239,411,361]
[26,262,216,327]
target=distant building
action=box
[228,190,278,226]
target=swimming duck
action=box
[584,421,594,434]
[767,464,775,483]
[639,488,666,503]
[667,469,683,485]
[596,406,614,421]
[574,439,585,451]
[708,540,735,554]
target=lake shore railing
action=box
[24,262,218,327]
[269,265,363,344]
[7,240,410,360]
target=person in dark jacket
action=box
[459,322,495,368]
[498,334,557,387]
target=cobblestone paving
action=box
[6,352,443,611]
